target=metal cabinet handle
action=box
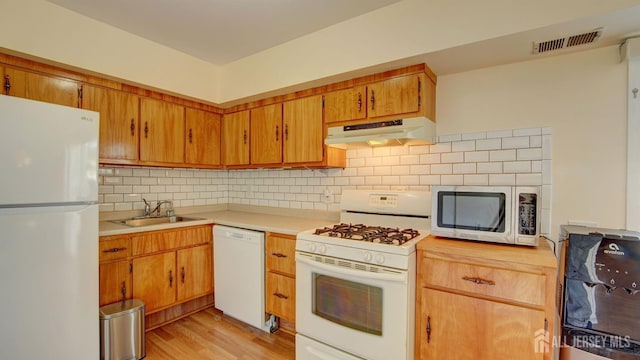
[357,92,362,112]
[130,119,135,136]
[426,316,431,343]
[169,270,173,287]
[370,90,375,110]
[189,128,193,143]
[462,276,495,286]
[102,247,127,253]
[284,124,289,140]
[121,281,127,302]
[4,75,10,95]
[144,122,149,138]
[181,266,185,283]
[271,252,287,258]
[273,293,289,300]
[275,125,279,141]
[243,130,247,144]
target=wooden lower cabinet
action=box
[415,236,557,360]
[176,244,213,302]
[418,288,545,360]
[133,252,177,312]
[99,225,214,324]
[265,232,296,327]
[99,260,132,306]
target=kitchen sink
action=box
[111,216,203,227]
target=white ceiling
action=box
[46,0,402,65]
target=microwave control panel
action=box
[368,194,398,208]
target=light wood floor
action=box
[145,307,295,360]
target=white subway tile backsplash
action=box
[452,141,476,152]
[99,125,552,240]
[489,149,517,162]
[486,129,513,138]
[476,138,501,151]
[441,152,464,163]
[489,174,516,186]
[517,148,542,161]
[429,142,452,154]
[477,162,503,174]
[502,136,530,149]
[453,163,476,174]
[503,161,531,173]
[464,151,489,163]
[437,134,462,143]
[431,164,453,175]
[463,174,489,185]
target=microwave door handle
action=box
[296,253,407,284]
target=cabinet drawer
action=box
[99,236,131,262]
[423,257,545,306]
[266,272,295,322]
[266,234,296,276]
[132,225,212,256]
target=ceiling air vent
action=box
[533,28,603,54]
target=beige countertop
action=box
[99,205,338,237]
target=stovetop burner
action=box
[313,223,420,245]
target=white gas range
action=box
[295,189,431,360]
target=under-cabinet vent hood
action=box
[325,116,436,148]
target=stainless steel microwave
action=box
[431,186,540,246]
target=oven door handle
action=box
[296,253,407,284]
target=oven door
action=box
[296,252,414,360]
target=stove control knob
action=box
[318,244,327,254]
[375,254,385,264]
[364,252,373,262]
[309,243,317,252]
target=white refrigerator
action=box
[0,95,100,359]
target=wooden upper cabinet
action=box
[368,75,420,119]
[222,110,250,166]
[4,67,79,107]
[83,85,139,161]
[250,103,282,165]
[139,98,185,164]
[185,108,221,166]
[283,95,323,164]
[324,86,367,124]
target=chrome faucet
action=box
[151,200,173,217]
[142,198,152,217]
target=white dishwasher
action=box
[213,225,272,332]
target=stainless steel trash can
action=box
[100,299,146,360]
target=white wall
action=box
[437,45,628,238]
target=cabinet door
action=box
[283,95,323,164]
[250,104,282,165]
[418,287,545,360]
[185,108,221,166]
[4,67,79,107]
[139,98,185,163]
[132,252,176,313]
[324,86,367,124]
[176,244,213,301]
[221,110,250,165]
[368,75,420,119]
[266,234,296,276]
[83,85,139,160]
[99,260,132,306]
[266,272,295,322]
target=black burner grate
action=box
[313,223,419,245]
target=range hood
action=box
[325,116,436,148]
